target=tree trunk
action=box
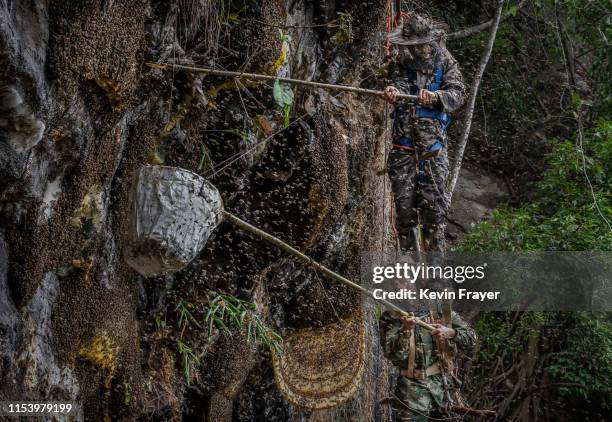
[447,0,507,202]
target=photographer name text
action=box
[372,288,500,301]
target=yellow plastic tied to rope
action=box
[271,313,367,410]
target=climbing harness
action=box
[391,63,450,160]
[389,63,451,229]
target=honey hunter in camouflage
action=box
[380,310,477,421]
[384,14,465,253]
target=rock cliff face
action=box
[0,1,503,420]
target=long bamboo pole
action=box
[222,210,435,331]
[148,63,418,101]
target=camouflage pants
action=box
[388,116,450,252]
[394,375,445,422]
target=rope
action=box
[386,0,403,251]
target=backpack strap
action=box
[427,64,444,92]
[403,328,417,378]
[430,311,456,375]
[395,63,451,140]
[416,64,450,135]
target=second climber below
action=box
[383,14,465,253]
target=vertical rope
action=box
[384,0,402,254]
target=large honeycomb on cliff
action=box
[271,313,366,410]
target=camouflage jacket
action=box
[387,45,466,114]
[379,310,477,373]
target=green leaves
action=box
[475,312,612,414]
[273,79,294,108]
[202,291,283,354]
[176,299,201,330]
[273,79,294,128]
[177,340,199,384]
[282,104,291,128]
[502,2,518,18]
[197,144,213,173]
[271,29,295,128]
[335,12,353,45]
[460,119,612,252]
[462,121,612,412]
[226,13,240,24]
[171,292,282,383]
[278,29,292,44]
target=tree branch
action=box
[447,0,526,40]
[554,3,577,89]
[447,0,506,202]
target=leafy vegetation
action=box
[544,313,612,403]
[203,292,283,354]
[460,120,612,417]
[273,79,294,128]
[177,339,199,384]
[335,12,354,45]
[428,0,612,192]
[556,0,612,117]
[470,311,612,417]
[176,299,202,331]
[272,30,294,127]
[172,293,282,383]
[461,119,612,251]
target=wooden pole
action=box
[148,62,418,101]
[222,210,435,331]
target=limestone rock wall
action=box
[0,1,393,420]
